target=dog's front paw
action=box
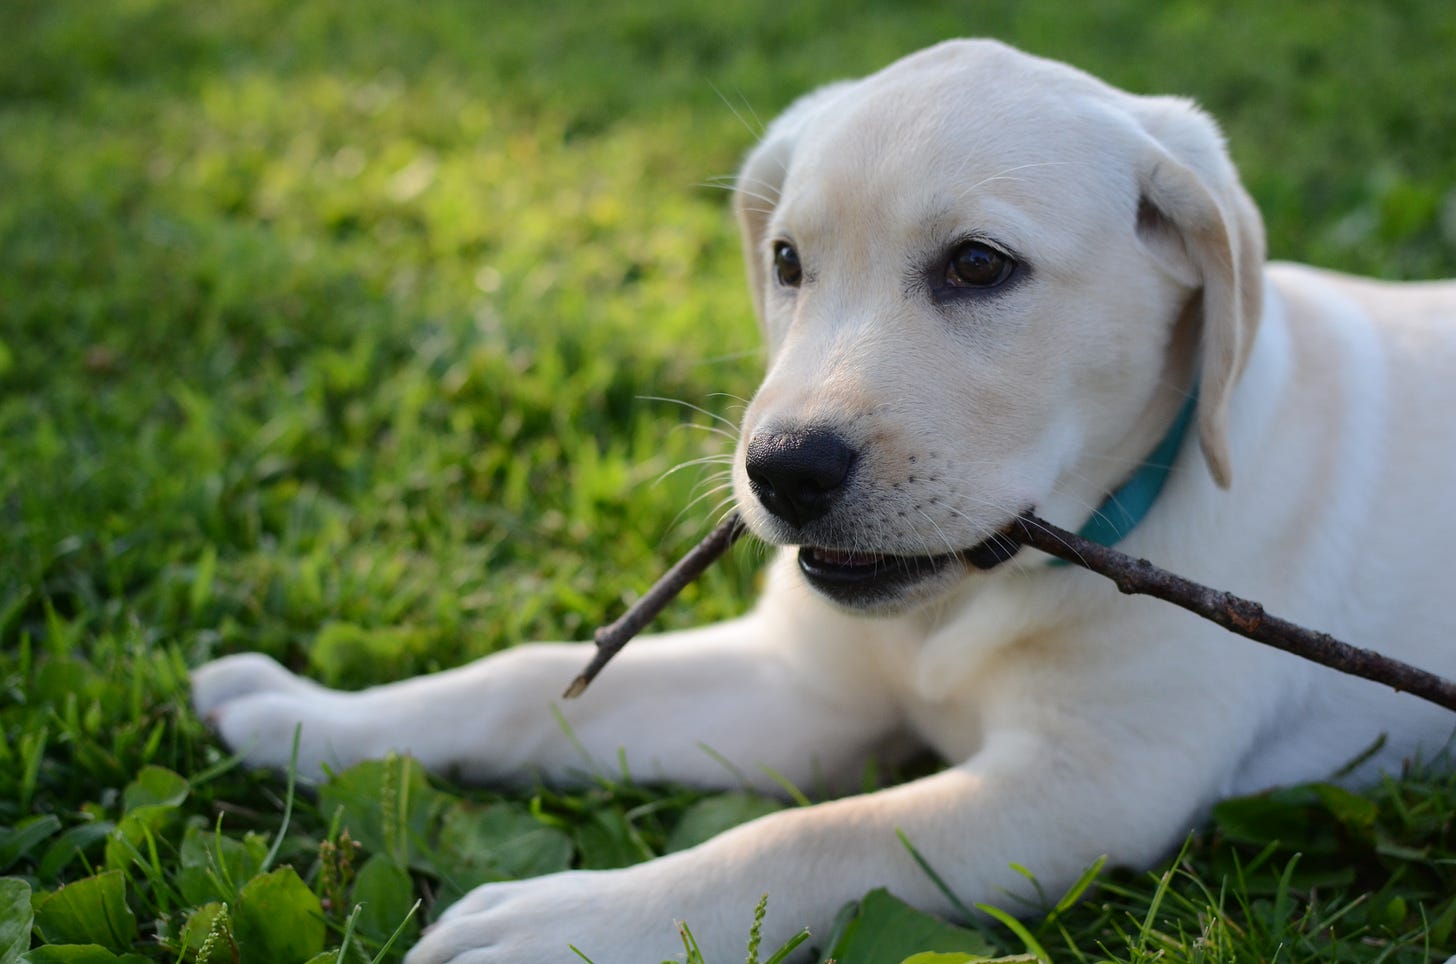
[191,653,362,777]
[406,869,699,964]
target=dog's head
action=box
[731,39,1265,612]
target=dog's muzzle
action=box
[742,426,1026,607]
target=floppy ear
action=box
[1130,97,1265,489]
[734,82,854,327]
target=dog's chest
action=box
[888,572,1093,761]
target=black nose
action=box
[745,429,856,527]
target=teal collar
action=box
[1057,390,1197,557]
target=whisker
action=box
[733,172,784,200]
[731,191,781,211]
[666,488,739,536]
[955,161,1077,200]
[913,507,961,559]
[638,395,741,433]
[669,422,739,443]
[710,498,747,533]
[691,479,737,502]
[709,82,765,140]
[655,457,734,486]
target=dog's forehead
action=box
[841,38,1124,144]
[777,42,1137,240]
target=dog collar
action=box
[1057,390,1197,557]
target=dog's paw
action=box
[405,870,691,964]
[191,653,359,777]
[192,653,316,714]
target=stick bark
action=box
[1005,512,1456,712]
[565,509,1456,714]
[563,514,746,698]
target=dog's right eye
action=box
[772,241,802,288]
[945,240,1014,289]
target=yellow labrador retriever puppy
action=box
[193,39,1456,963]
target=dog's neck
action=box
[1058,387,1198,556]
[1056,291,1204,556]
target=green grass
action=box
[3,0,1456,961]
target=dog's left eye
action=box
[946,241,1014,289]
[772,241,803,288]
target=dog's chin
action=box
[794,533,1022,615]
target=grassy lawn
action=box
[3,0,1456,961]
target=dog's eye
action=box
[946,241,1014,289]
[772,241,802,288]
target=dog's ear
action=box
[735,82,854,327]
[1130,97,1265,489]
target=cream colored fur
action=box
[192,39,1456,963]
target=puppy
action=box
[193,38,1456,963]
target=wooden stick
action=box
[562,514,746,698]
[1006,512,1456,713]
[565,508,1456,715]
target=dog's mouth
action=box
[796,523,1023,608]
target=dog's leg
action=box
[402,712,1223,964]
[191,602,908,792]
